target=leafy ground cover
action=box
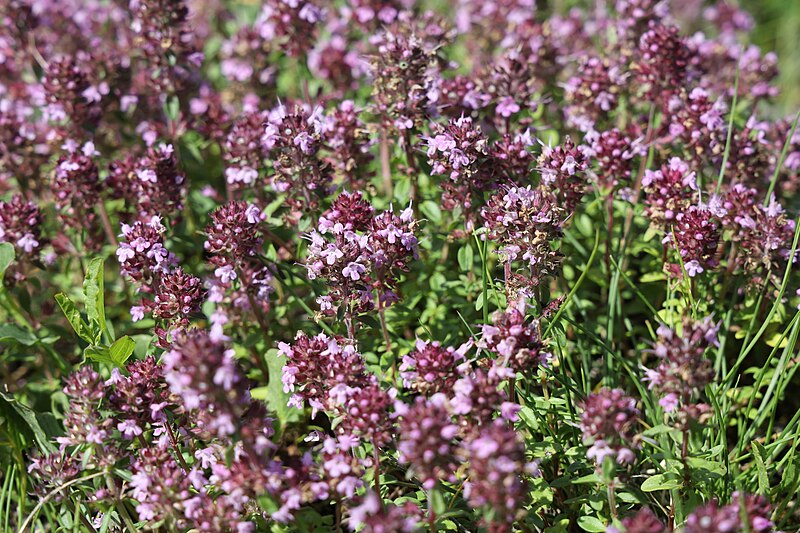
[1,0,800,531]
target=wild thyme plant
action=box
[1,0,800,531]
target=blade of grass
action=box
[17,472,106,533]
[715,63,740,194]
[723,217,800,385]
[544,228,600,338]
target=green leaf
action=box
[544,518,570,533]
[0,392,55,453]
[109,336,136,367]
[577,516,606,532]
[83,257,106,342]
[84,345,114,366]
[258,349,301,432]
[686,457,726,477]
[0,324,38,346]
[752,441,769,494]
[55,293,94,344]
[165,95,180,121]
[640,472,682,492]
[639,271,667,283]
[420,201,442,224]
[458,244,474,272]
[430,488,447,516]
[0,242,14,277]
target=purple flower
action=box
[0,195,45,258]
[479,308,551,373]
[645,316,718,426]
[496,96,520,117]
[399,339,470,395]
[342,261,366,281]
[685,492,774,533]
[460,420,534,531]
[580,388,641,465]
[396,394,460,489]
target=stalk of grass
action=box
[714,63,740,194]
[736,310,800,455]
[723,217,800,386]
[17,472,106,533]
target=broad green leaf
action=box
[420,201,442,224]
[458,244,474,272]
[686,457,726,477]
[544,518,570,533]
[0,242,14,277]
[571,473,602,484]
[430,488,447,515]
[55,293,94,344]
[639,272,667,283]
[256,349,301,432]
[577,516,606,532]
[0,324,37,346]
[0,392,55,453]
[640,472,682,492]
[109,336,136,367]
[84,345,114,366]
[475,291,485,311]
[83,257,106,341]
[165,95,180,121]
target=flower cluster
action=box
[41,55,103,131]
[645,317,719,425]
[642,157,698,223]
[399,339,470,395]
[256,0,323,57]
[685,492,774,533]
[459,420,535,532]
[149,268,204,327]
[396,394,460,489]
[223,111,268,187]
[304,192,418,322]
[370,21,445,132]
[0,195,43,258]
[116,215,201,330]
[451,366,513,428]
[662,205,720,278]
[204,200,274,337]
[53,145,102,230]
[635,22,695,103]
[163,329,249,438]
[264,105,333,214]
[479,308,550,373]
[481,186,566,295]
[586,128,643,191]
[580,388,641,465]
[116,215,175,286]
[205,201,265,269]
[279,332,368,414]
[348,493,421,533]
[321,100,374,189]
[130,0,196,94]
[280,331,395,447]
[610,507,666,533]
[538,136,589,211]
[106,356,174,439]
[129,143,186,219]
